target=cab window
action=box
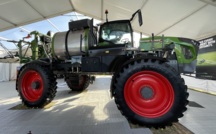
[99,22,132,45]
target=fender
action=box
[31,58,51,65]
[20,58,51,70]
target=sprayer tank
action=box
[52,30,87,60]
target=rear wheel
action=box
[113,59,188,127]
[65,75,90,91]
[16,63,57,108]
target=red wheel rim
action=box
[21,70,44,102]
[124,71,174,118]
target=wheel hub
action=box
[31,81,40,90]
[21,70,44,102]
[124,71,174,118]
[140,86,154,100]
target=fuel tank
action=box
[52,30,87,60]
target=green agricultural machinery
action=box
[16,10,199,128]
[139,36,199,73]
[17,31,52,63]
[2,31,52,64]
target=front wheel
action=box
[16,63,57,108]
[113,59,188,128]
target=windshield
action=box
[100,22,132,45]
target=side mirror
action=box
[138,10,143,26]
[130,9,143,26]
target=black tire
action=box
[16,63,57,108]
[113,59,188,128]
[65,75,90,91]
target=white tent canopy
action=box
[0,0,216,40]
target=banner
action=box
[196,35,216,80]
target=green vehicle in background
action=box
[139,35,199,74]
[17,31,52,64]
[4,31,52,64]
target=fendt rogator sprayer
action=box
[16,10,199,128]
